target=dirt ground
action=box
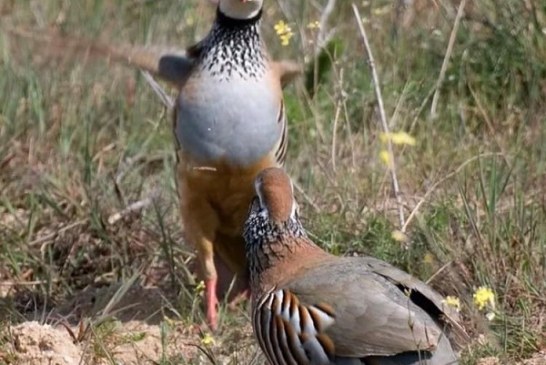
[4,321,546,365]
[0,211,544,364]
[1,282,258,365]
[6,320,185,365]
[477,354,546,365]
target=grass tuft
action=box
[1,0,545,364]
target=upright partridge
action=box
[172,0,300,331]
[5,0,300,331]
[244,168,466,365]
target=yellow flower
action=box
[201,333,215,346]
[195,280,205,295]
[423,252,435,265]
[391,230,408,243]
[473,286,495,311]
[307,20,320,29]
[372,5,391,16]
[280,34,292,46]
[274,20,289,35]
[380,131,416,146]
[162,316,175,327]
[274,20,294,46]
[379,150,393,168]
[442,296,461,312]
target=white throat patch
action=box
[219,0,262,20]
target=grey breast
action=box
[175,73,282,167]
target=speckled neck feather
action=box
[243,198,307,277]
[197,7,267,80]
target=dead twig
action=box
[28,219,87,247]
[429,0,467,119]
[0,279,60,286]
[292,181,321,212]
[107,190,160,225]
[330,69,344,172]
[351,4,406,229]
[426,260,453,285]
[141,71,174,109]
[315,0,337,52]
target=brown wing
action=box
[287,258,446,358]
[272,60,302,89]
[361,256,469,343]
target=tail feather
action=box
[362,335,459,365]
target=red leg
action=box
[205,277,219,331]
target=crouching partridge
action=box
[243,168,466,365]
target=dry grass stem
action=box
[429,0,467,119]
[351,3,406,229]
[107,190,160,225]
[1,1,544,363]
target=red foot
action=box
[205,278,219,331]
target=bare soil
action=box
[1,282,256,364]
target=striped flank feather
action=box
[275,99,288,166]
[253,289,336,365]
